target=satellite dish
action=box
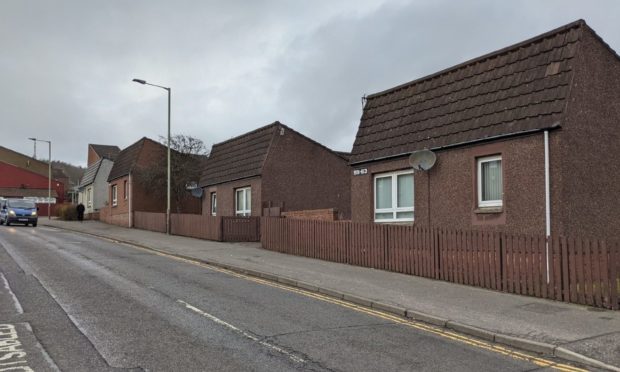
[409,149,437,171]
[191,187,204,198]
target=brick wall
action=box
[282,208,339,221]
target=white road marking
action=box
[177,300,306,364]
[0,273,23,314]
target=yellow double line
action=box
[124,242,588,372]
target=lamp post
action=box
[132,78,171,235]
[28,138,52,219]
[28,137,37,159]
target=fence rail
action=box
[171,214,222,241]
[222,217,261,242]
[132,212,260,242]
[261,218,620,310]
[134,212,166,233]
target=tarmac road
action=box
[0,225,591,371]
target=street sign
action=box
[23,197,57,204]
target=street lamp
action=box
[132,78,171,235]
[28,137,37,159]
[28,138,52,219]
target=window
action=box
[210,192,217,216]
[87,188,92,208]
[124,180,128,200]
[477,155,503,208]
[374,170,414,222]
[235,187,251,216]
[111,185,118,207]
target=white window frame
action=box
[477,155,503,208]
[87,188,92,208]
[111,185,118,207]
[210,192,217,216]
[374,170,414,223]
[235,187,251,217]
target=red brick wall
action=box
[282,208,339,221]
[87,145,100,166]
[553,29,620,241]
[351,134,546,235]
[261,128,351,218]
[202,178,262,217]
[105,175,130,227]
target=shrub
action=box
[57,204,78,221]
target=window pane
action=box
[397,174,413,208]
[236,190,244,211]
[396,211,414,219]
[482,160,502,201]
[375,177,392,209]
[375,212,393,220]
[245,189,251,213]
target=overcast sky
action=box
[1,1,618,167]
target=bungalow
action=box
[103,137,201,227]
[77,144,120,217]
[349,20,620,241]
[199,121,351,219]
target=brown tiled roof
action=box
[199,123,279,187]
[350,20,591,164]
[107,138,148,182]
[90,144,121,161]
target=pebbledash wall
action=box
[352,28,620,242]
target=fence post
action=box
[610,242,619,310]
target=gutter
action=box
[544,131,551,283]
[129,173,133,228]
[350,124,562,166]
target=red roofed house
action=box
[0,146,65,216]
[102,137,201,227]
[349,20,620,241]
[200,121,351,220]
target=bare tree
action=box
[137,134,208,213]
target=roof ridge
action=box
[367,19,585,100]
[211,121,280,148]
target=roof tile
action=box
[350,20,587,163]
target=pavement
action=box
[42,218,620,371]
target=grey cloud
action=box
[1,0,618,165]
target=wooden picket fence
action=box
[222,217,261,242]
[261,218,620,310]
[133,212,166,233]
[132,212,260,242]
[171,214,222,241]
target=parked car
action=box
[0,198,38,227]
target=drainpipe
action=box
[129,173,133,228]
[544,131,551,283]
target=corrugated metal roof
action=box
[0,188,58,198]
[350,20,588,164]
